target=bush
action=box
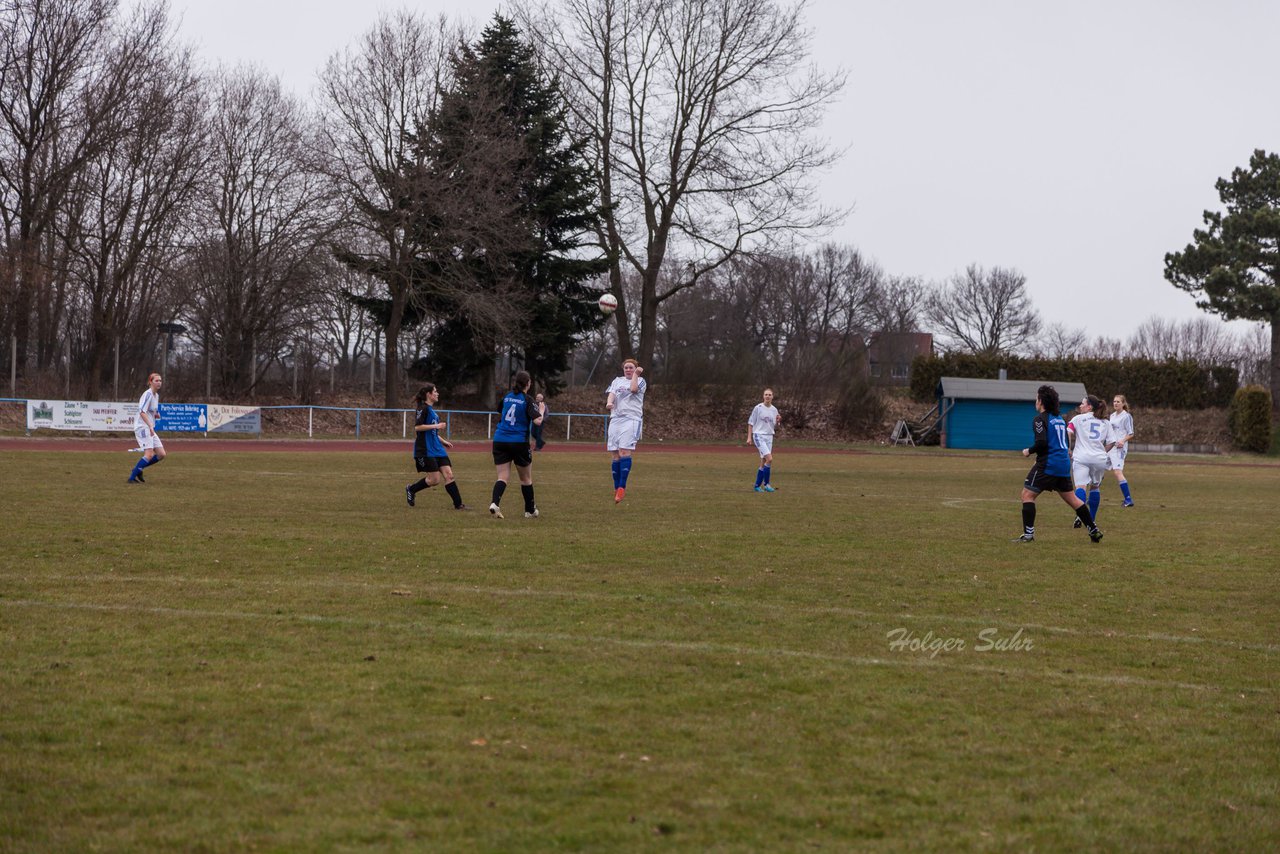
[1227,386,1273,453]
[832,373,886,435]
[910,354,1238,409]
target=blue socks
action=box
[1074,487,1087,504]
[762,464,771,485]
[1120,481,1132,502]
[755,468,765,487]
[612,459,633,488]
[129,456,158,480]
[1087,489,1101,520]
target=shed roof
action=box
[938,377,1088,403]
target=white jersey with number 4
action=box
[1068,413,1113,465]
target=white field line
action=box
[1,598,1248,695]
[2,572,1275,655]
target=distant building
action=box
[868,332,933,387]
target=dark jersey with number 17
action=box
[1031,412,1071,477]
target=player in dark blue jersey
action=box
[1014,385,1102,543]
[405,384,468,510]
[489,370,543,519]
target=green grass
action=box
[2,447,1278,851]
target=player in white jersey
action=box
[605,358,646,504]
[128,372,167,483]
[1105,394,1135,507]
[1066,394,1115,526]
[747,387,780,492]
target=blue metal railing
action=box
[260,405,609,441]
[4,397,610,442]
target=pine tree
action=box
[1165,150,1280,411]
[419,15,606,397]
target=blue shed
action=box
[937,377,1088,450]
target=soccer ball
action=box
[598,293,618,315]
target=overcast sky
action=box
[145,0,1280,342]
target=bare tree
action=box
[869,274,927,334]
[1125,316,1180,360]
[58,2,207,398]
[310,249,380,382]
[926,264,1042,356]
[1127,314,1244,367]
[316,12,456,407]
[1084,336,1126,360]
[320,11,494,409]
[0,0,139,380]
[1237,321,1271,388]
[185,66,336,397]
[518,0,846,366]
[1169,316,1239,365]
[659,244,880,392]
[1035,323,1089,360]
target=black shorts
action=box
[1024,463,1073,495]
[492,441,532,468]
[414,455,442,473]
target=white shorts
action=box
[134,423,163,451]
[1108,446,1127,470]
[607,416,642,452]
[753,434,774,458]
[1072,459,1107,490]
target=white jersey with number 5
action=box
[1068,413,1113,465]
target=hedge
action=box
[909,354,1238,409]
[1227,386,1272,452]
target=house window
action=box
[891,362,909,379]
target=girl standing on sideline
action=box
[127,373,166,483]
[405,384,468,511]
[489,371,542,519]
[605,358,646,504]
[747,388,780,492]
[1107,394,1136,507]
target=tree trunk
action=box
[11,244,36,379]
[606,249,633,359]
[1270,311,1280,412]
[477,359,495,410]
[636,265,662,366]
[85,326,112,401]
[382,289,405,409]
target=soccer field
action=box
[2,445,1277,850]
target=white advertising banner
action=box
[26,400,138,432]
[207,404,261,434]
